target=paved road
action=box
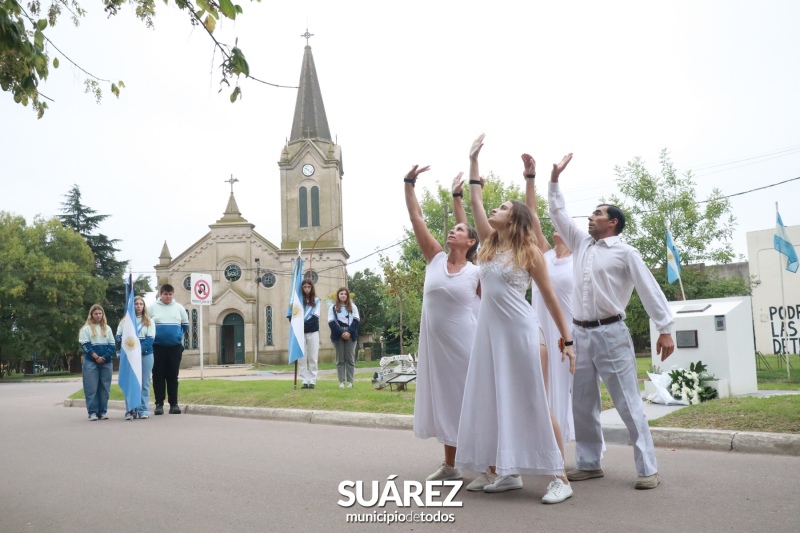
[2,382,798,533]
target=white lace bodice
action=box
[480,250,531,294]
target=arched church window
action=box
[299,187,308,227]
[265,306,274,346]
[183,311,190,349]
[182,276,191,291]
[224,264,242,282]
[311,186,320,227]
[261,271,276,288]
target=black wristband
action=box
[403,178,415,187]
[525,173,536,179]
[452,193,463,198]
[564,340,573,346]
[469,180,483,188]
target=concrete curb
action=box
[66,399,799,455]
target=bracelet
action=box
[469,180,483,188]
[452,193,463,198]
[564,340,573,346]
[525,173,536,179]
[403,178,415,187]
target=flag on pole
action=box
[666,228,682,284]
[774,211,799,273]
[286,250,306,364]
[118,278,142,412]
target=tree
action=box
[1,0,258,118]
[607,149,735,269]
[347,268,388,342]
[379,254,424,355]
[0,212,105,374]
[59,184,130,324]
[606,150,746,350]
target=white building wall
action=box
[747,224,800,355]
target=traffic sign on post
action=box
[190,273,211,379]
[191,274,212,306]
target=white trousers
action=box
[572,321,657,477]
[298,332,319,384]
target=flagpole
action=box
[776,203,790,381]
[677,275,686,301]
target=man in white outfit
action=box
[547,154,674,490]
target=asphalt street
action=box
[1,381,798,533]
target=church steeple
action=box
[289,41,331,143]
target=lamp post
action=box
[254,257,262,367]
[307,224,342,275]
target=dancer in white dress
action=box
[404,165,481,482]
[455,134,577,505]
[522,153,575,443]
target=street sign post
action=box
[190,274,212,379]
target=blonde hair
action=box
[84,304,108,336]
[134,296,152,327]
[478,200,540,271]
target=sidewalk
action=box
[62,366,800,456]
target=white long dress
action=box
[414,252,480,446]
[455,251,563,476]
[530,249,575,442]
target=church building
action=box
[154,40,349,366]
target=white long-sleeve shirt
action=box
[548,181,674,334]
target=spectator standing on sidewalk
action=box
[149,284,189,415]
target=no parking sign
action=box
[191,273,212,306]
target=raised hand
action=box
[404,164,431,187]
[451,172,465,195]
[550,153,573,182]
[521,153,536,178]
[469,134,485,161]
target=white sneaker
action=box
[466,471,496,491]
[426,462,463,481]
[542,478,573,504]
[346,382,353,388]
[339,382,345,388]
[88,413,98,421]
[484,474,523,493]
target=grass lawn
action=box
[70,378,417,415]
[649,395,800,434]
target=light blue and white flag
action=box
[774,211,799,273]
[666,228,682,284]
[286,251,305,364]
[118,279,142,412]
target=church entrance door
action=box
[220,313,245,364]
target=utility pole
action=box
[254,258,262,367]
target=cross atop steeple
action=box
[301,28,314,46]
[225,174,239,194]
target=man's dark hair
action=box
[599,204,626,235]
[160,284,175,294]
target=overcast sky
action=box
[3,0,799,289]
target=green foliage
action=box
[347,268,388,341]
[607,149,736,269]
[58,185,131,324]
[1,0,256,117]
[379,254,424,354]
[0,212,105,374]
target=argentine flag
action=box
[286,253,305,364]
[774,211,799,273]
[666,228,682,284]
[118,280,142,412]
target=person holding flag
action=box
[286,252,307,378]
[298,280,322,389]
[116,295,156,419]
[328,288,360,388]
